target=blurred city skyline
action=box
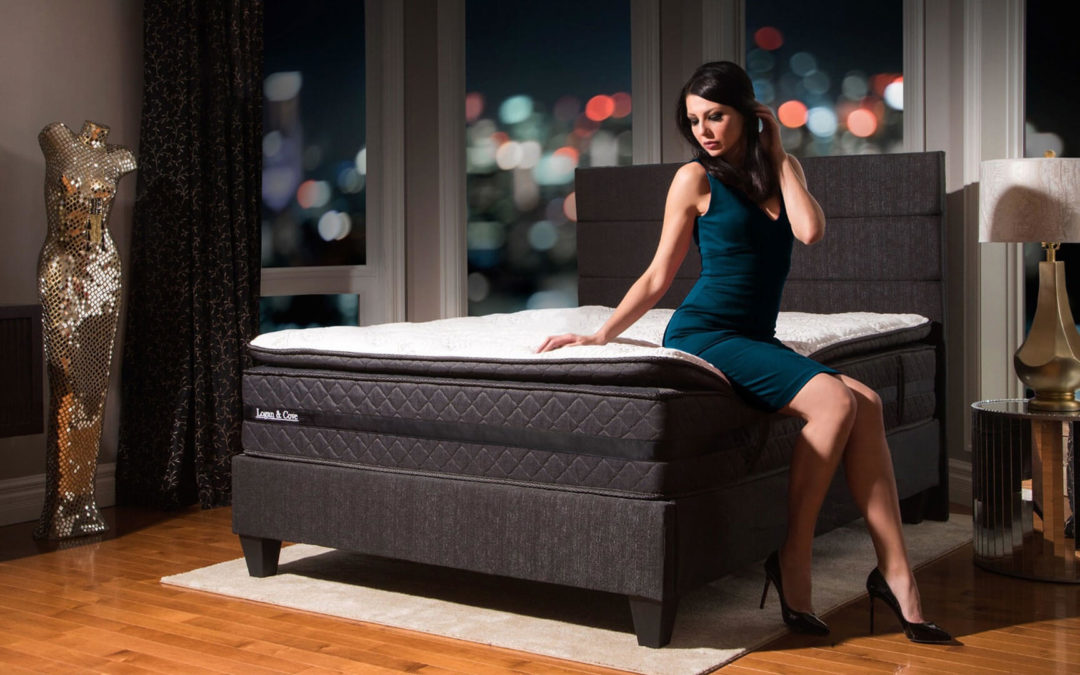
[264,1,1080,330]
[464,0,632,315]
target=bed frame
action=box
[232,151,948,648]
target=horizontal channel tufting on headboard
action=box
[575,152,946,325]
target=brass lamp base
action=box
[1015,250,1080,412]
[1027,393,1080,412]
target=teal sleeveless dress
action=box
[662,169,837,411]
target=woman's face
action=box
[685,94,745,162]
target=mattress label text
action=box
[255,408,300,423]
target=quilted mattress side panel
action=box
[241,422,767,498]
[242,367,759,461]
[240,367,770,498]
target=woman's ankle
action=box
[880,568,924,623]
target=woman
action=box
[537,61,950,643]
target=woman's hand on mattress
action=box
[535,333,606,353]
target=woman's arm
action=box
[536,162,705,352]
[755,104,826,245]
[778,155,825,244]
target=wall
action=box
[0,0,143,522]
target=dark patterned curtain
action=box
[117,0,262,509]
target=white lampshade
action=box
[980,158,1080,243]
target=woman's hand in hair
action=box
[750,104,825,243]
[753,102,787,169]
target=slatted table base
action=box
[972,399,1080,582]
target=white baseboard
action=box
[949,456,972,508]
[0,462,116,528]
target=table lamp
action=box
[980,157,1080,411]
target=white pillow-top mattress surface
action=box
[250,306,929,380]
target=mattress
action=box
[242,307,936,499]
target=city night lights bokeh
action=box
[464,0,632,315]
[745,1,904,157]
[468,0,907,314]
[260,1,367,332]
[258,1,915,328]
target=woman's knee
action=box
[844,377,883,419]
[829,380,858,428]
[789,374,857,428]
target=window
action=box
[745,1,903,157]
[261,1,368,332]
[464,0,632,315]
[263,2,366,269]
[1023,0,1080,332]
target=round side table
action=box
[971,399,1079,582]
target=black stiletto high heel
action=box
[760,551,830,635]
[866,568,953,644]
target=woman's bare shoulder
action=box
[667,161,710,211]
[670,161,709,193]
[673,160,707,181]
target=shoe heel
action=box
[762,550,829,635]
[865,567,952,644]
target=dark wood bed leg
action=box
[900,485,950,524]
[628,596,678,648]
[923,482,951,521]
[899,490,928,524]
[239,535,282,577]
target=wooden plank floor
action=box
[1,505,1078,673]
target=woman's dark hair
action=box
[676,61,777,203]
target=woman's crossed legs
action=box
[778,373,925,623]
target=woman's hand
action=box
[753,102,787,167]
[536,332,606,353]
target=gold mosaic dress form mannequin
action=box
[36,121,135,539]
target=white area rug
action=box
[163,517,970,674]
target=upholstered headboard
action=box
[574,152,946,327]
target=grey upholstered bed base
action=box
[233,151,948,648]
